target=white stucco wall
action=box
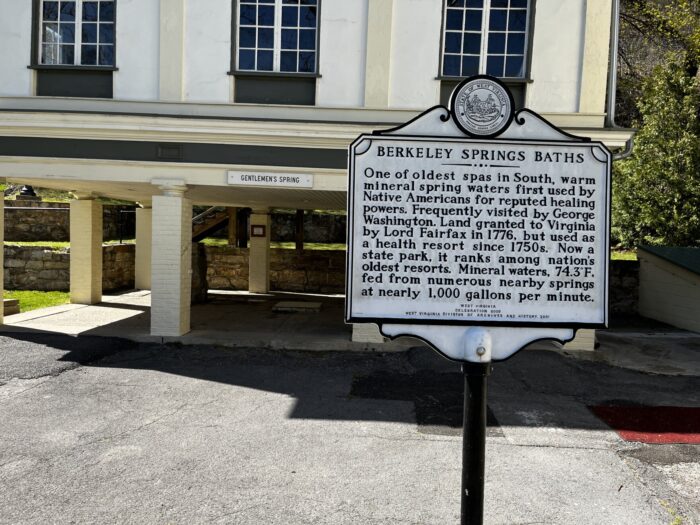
[113,0,159,100]
[316,0,367,107]
[184,0,232,103]
[389,0,441,109]
[527,0,585,113]
[0,0,33,96]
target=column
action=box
[579,0,613,114]
[150,182,192,336]
[159,0,186,101]
[135,204,152,290]
[364,0,394,108]
[70,197,103,304]
[0,194,4,324]
[248,209,271,293]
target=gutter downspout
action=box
[607,0,634,160]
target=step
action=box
[3,298,20,316]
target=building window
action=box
[38,0,115,67]
[441,0,530,79]
[236,0,318,74]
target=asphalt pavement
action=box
[0,333,698,524]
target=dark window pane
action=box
[488,32,505,53]
[43,23,59,44]
[298,51,315,72]
[99,23,114,44]
[299,29,315,50]
[258,5,274,25]
[280,51,297,72]
[489,9,507,30]
[507,32,525,54]
[465,9,482,30]
[240,5,255,25]
[82,23,97,43]
[463,33,481,54]
[257,50,273,70]
[239,27,255,47]
[43,2,59,21]
[100,2,114,22]
[239,49,255,69]
[443,54,460,76]
[466,0,483,6]
[445,32,461,53]
[511,0,528,7]
[41,44,59,64]
[300,0,316,5]
[486,55,504,76]
[509,9,527,31]
[60,1,75,21]
[258,28,273,48]
[81,44,97,64]
[446,9,463,30]
[259,0,274,3]
[448,0,465,6]
[281,29,298,49]
[98,45,114,66]
[299,6,316,27]
[60,44,74,64]
[283,0,299,3]
[491,0,508,7]
[461,55,480,76]
[505,56,524,77]
[59,23,75,43]
[282,6,298,26]
[82,1,98,21]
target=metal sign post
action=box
[345,76,611,525]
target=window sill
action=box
[28,65,119,72]
[436,75,532,84]
[228,70,321,79]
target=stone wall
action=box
[204,246,346,294]
[4,201,136,242]
[609,260,639,314]
[4,244,135,292]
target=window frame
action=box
[438,0,534,81]
[229,0,322,78]
[30,0,118,71]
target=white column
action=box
[248,209,271,293]
[150,183,191,336]
[364,0,394,108]
[0,194,4,324]
[70,198,103,304]
[135,204,152,290]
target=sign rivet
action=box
[476,347,486,356]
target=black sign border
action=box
[345,133,612,330]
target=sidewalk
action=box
[2,290,699,376]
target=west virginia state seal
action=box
[450,75,514,138]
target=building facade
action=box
[0,0,632,335]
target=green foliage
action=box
[612,57,700,248]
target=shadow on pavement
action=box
[2,331,699,436]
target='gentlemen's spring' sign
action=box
[346,78,611,330]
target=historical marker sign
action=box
[346,79,611,331]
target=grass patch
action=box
[199,238,346,250]
[4,290,70,313]
[611,250,637,261]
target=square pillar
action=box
[248,210,271,293]
[70,199,103,304]
[151,192,192,336]
[135,206,152,290]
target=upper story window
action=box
[236,0,318,74]
[441,0,530,79]
[39,0,115,67]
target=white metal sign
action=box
[227,171,314,189]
